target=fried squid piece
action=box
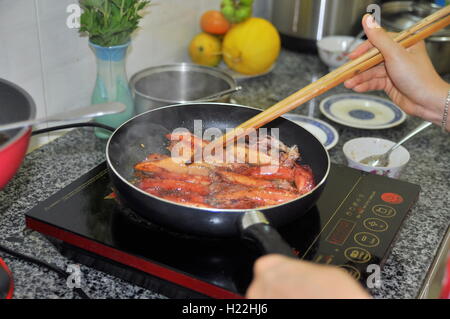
[221,144,277,166]
[166,132,209,149]
[214,188,299,207]
[144,188,211,208]
[217,171,273,188]
[139,179,210,196]
[212,198,263,209]
[242,166,295,182]
[134,163,211,185]
[135,158,212,176]
[251,135,300,167]
[294,165,315,195]
[166,132,209,162]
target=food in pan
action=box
[133,132,315,209]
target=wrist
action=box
[428,81,450,130]
[442,83,450,132]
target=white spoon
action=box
[359,121,432,167]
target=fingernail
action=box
[365,14,381,29]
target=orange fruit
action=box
[200,10,231,35]
[189,33,222,67]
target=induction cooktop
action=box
[25,162,420,298]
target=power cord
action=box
[0,243,90,299]
[0,124,117,299]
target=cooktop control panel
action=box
[299,171,420,285]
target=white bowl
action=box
[343,137,410,179]
[317,36,364,69]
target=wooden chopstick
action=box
[211,5,450,148]
[239,10,450,130]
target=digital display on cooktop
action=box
[326,219,355,246]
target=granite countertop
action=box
[1,50,449,299]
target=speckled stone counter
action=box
[1,50,449,299]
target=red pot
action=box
[0,79,36,189]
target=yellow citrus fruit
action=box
[189,32,222,67]
[223,18,281,75]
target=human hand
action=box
[246,255,371,299]
[344,15,450,130]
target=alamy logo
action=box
[366,4,382,29]
[66,264,82,289]
[66,4,81,29]
[366,264,382,288]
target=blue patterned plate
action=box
[319,94,407,129]
[283,114,339,150]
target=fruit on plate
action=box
[222,17,280,75]
[189,32,222,67]
[200,10,230,35]
[221,0,254,24]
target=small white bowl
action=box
[317,36,364,69]
[343,137,410,179]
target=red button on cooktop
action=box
[381,193,404,205]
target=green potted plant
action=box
[79,0,150,138]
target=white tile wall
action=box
[0,0,268,151]
[0,0,48,147]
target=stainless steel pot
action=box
[381,1,450,74]
[130,63,238,114]
[271,0,377,52]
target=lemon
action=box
[189,33,222,67]
[223,18,281,75]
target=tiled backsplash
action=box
[0,0,270,150]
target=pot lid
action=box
[382,1,450,38]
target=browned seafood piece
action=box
[242,166,295,181]
[223,144,276,166]
[217,171,273,188]
[213,198,263,209]
[166,132,209,148]
[158,195,212,208]
[166,132,209,162]
[143,188,211,208]
[133,162,211,185]
[135,158,211,176]
[214,188,299,206]
[294,165,315,195]
[139,178,210,195]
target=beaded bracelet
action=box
[443,89,450,133]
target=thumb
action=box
[362,14,406,60]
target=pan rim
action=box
[106,102,331,213]
[129,63,237,104]
[0,78,36,152]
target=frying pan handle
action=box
[239,211,296,258]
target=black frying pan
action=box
[106,103,330,256]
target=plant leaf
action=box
[79,0,150,46]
